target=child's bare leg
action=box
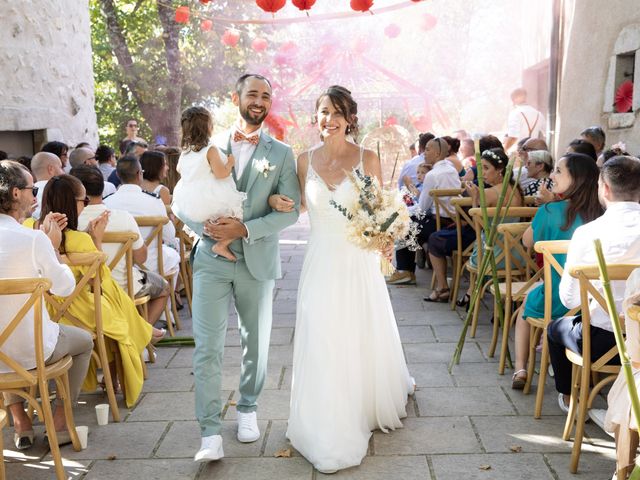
[212,239,236,261]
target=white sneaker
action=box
[557,393,570,414]
[194,434,224,462]
[237,411,260,443]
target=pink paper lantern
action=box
[221,29,240,47]
[175,6,190,24]
[384,23,401,38]
[200,19,213,32]
[252,37,268,52]
[421,13,438,31]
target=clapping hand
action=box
[268,194,295,213]
[87,211,110,245]
[464,181,479,205]
[536,184,554,205]
[40,212,65,250]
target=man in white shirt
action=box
[396,132,434,189]
[548,155,640,412]
[30,151,65,219]
[504,88,546,152]
[0,160,93,449]
[69,147,116,198]
[388,137,461,285]
[72,166,170,327]
[104,156,180,279]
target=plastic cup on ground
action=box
[76,426,88,449]
[95,404,109,426]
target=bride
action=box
[286,85,414,473]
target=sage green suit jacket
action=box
[180,130,301,281]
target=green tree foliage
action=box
[90,0,249,149]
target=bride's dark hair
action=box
[314,85,359,140]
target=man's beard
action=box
[240,104,268,126]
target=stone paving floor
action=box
[5,214,617,479]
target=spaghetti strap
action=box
[358,144,365,171]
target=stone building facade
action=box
[557,0,640,155]
[0,0,97,157]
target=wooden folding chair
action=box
[167,206,193,314]
[0,408,6,480]
[523,241,575,418]
[0,278,81,480]
[449,197,475,310]
[466,207,538,339]
[44,252,121,423]
[491,222,542,374]
[564,263,640,473]
[134,216,181,336]
[102,231,154,372]
[428,188,463,289]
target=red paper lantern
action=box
[421,13,437,31]
[200,19,213,32]
[252,37,268,52]
[292,0,316,13]
[384,116,398,127]
[350,0,374,13]
[384,23,401,38]
[175,6,190,24]
[615,80,634,113]
[199,0,211,4]
[221,29,240,47]
[256,0,286,15]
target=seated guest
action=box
[456,147,524,306]
[104,156,180,280]
[387,137,460,285]
[140,150,172,205]
[0,161,93,449]
[605,268,640,480]
[567,138,597,162]
[69,147,116,198]
[402,162,429,201]
[96,145,117,181]
[71,166,170,327]
[511,153,603,388]
[34,174,165,407]
[580,125,606,159]
[30,151,65,219]
[397,132,434,189]
[442,135,465,176]
[549,156,640,413]
[597,142,630,168]
[521,150,554,197]
[108,141,149,189]
[41,141,70,172]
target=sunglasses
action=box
[127,124,138,128]
[76,196,90,207]
[21,186,39,196]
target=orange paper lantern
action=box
[350,0,374,12]
[292,0,316,12]
[175,6,190,24]
[256,0,286,15]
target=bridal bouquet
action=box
[330,169,421,275]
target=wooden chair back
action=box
[134,216,170,275]
[429,188,463,230]
[497,222,541,297]
[102,231,140,298]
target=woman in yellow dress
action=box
[30,174,164,407]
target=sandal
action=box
[424,288,450,303]
[14,429,35,450]
[456,293,471,309]
[151,328,166,346]
[511,369,527,390]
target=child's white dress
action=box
[172,142,246,223]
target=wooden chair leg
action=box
[39,379,66,480]
[534,329,550,418]
[58,374,81,451]
[570,366,591,473]
[163,303,175,337]
[498,303,516,375]
[141,353,148,379]
[95,337,120,422]
[470,279,488,338]
[180,264,193,314]
[488,296,500,357]
[524,326,541,395]
[450,254,460,310]
[563,364,579,441]
[0,409,6,480]
[170,289,181,331]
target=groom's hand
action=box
[205,217,248,241]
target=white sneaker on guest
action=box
[237,411,260,443]
[194,434,224,462]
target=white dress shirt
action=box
[410,159,461,217]
[78,204,145,294]
[0,214,75,372]
[104,184,179,275]
[397,153,424,189]
[560,202,640,331]
[230,126,261,179]
[33,179,116,220]
[507,104,546,140]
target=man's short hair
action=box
[31,152,60,180]
[528,150,554,173]
[96,145,115,164]
[0,160,29,214]
[601,155,640,202]
[70,165,104,197]
[69,147,95,168]
[511,88,527,101]
[580,125,606,150]
[116,156,142,184]
[235,74,272,95]
[523,138,549,152]
[41,141,68,158]
[568,139,597,161]
[418,132,435,153]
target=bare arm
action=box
[158,186,172,205]
[132,244,148,265]
[503,136,517,152]
[296,151,309,214]
[522,225,534,248]
[207,147,235,179]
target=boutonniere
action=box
[254,158,276,178]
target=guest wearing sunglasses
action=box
[69,148,116,199]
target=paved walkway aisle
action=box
[6,215,616,479]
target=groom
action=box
[190,74,300,462]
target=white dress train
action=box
[287,150,413,472]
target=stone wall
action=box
[0,0,97,156]
[557,0,640,156]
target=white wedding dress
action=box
[287,149,414,472]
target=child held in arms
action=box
[172,106,286,261]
